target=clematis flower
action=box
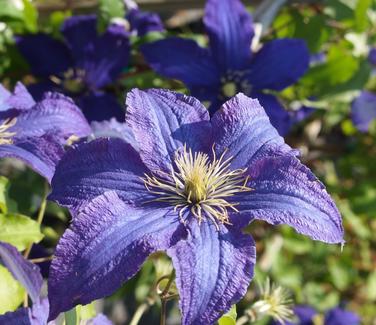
[141,0,309,135]
[48,89,343,324]
[351,91,376,132]
[271,305,360,325]
[0,82,91,182]
[126,8,164,36]
[0,241,112,325]
[16,15,130,122]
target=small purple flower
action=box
[141,0,309,135]
[48,89,343,324]
[16,15,130,122]
[0,241,112,324]
[0,82,91,181]
[126,8,164,36]
[351,91,376,132]
[272,305,360,325]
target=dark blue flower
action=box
[16,15,130,122]
[48,89,343,324]
[141,0,309,135]
[0,82,91,181]
[351,91,376,132]
[0,241,113,324]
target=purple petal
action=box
[247,39,309,91]
[0,84,11,111]
[78,92,125,122]
[7,92,91,142]
[16,34,72,77]
[89,313,113,325]
[49,138,148,211]
[141,38,220,97]
[29,298,49,325]
[253,93,292,136]
[351,91,376,132]
[211,93,295,170]
[0,307,31,325]
[235,155,344,243]
[0,242,43,303]
[127,8,164,36]
[90,118,138,151]
[0,134,65,182]
[81,24,130,89]
[204,0,254,71]
[1,82,36,111]
[61,15,98,64]
[325,307,360,325]
[126,88,212,173]
[271,305,316,325]
[48,191,185,320]
[168,221,256,325]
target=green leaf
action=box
[76,302,96,320]
[65,308,78,325]
[354,0,371,31]
[21,0,37,32]
[0,176,17,214]
[98,0,125,31]
[0,265,25,314]
[0,213,43,250]
[300,44,359,97]
[218,305,237,325]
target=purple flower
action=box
[0,241,48,325]
[272,305,360,325]
[16,15,130,122]
[48,89,343,324]
[0,241,112,324]
[126,8,164,36]
[141,0,309,135]
[0,82,91,181]
[351,91,376,132]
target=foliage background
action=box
[0,0,375,324]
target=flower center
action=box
[50,68,86,94]
[0,117,17,145]
[143,145,251,229]
[222,82,238,98]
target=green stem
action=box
[129,297,155,325]
[24,182,48,259]
[159,271,175,325]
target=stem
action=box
[23,183,48,259]
[29,256,54,263]
[158,271,175,325]
[129,297,155,325]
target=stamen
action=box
[143,145,252,228]
[0,117,17,145]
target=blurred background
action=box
[0,0,375,324]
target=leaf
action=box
[300,44,359,97]
[354,0,371,31]
[0,265,25,314]
[76,302,96,320]
[0,176,17,214]
[218,305,237,325]
[65,308,77,325]
[21,0,38,33]
[0,213,43,251]
[98,0,125,31]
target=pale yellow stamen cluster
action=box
[0,117,17,145]
[143,145,251,229]
[250,278,294,324]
